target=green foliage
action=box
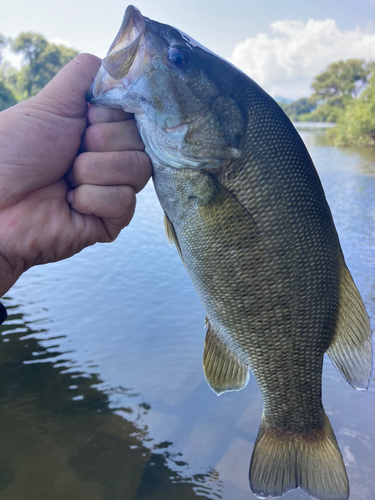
[0,34,17,111]
[300,101,346,123]
[0,34,6,62]
[0,61,24,106]
[0,80,17,110]
[11,32,78,98]
[311,59,371,103]
[0,31,78,110]
[282,59,374,124]
[278,97,316,122]
[328,75,375,147]
[304,59,373,123]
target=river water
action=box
[0,126,374,500]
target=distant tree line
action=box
[277,59,375,147]
[1,33,374,148]
[0,32,78,111]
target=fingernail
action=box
[67,190,74,205]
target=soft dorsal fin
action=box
[203,317,249,395]
[327,254,372,390]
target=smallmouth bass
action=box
[88,7,372,499]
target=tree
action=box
[278,97,316,122]
[308,59,373,121]
[11,32,78,98]
[0,31,78,110]
[0,33,6,64]
[328,74,375,147]
[0,81,17,110]
[0,33,18,111]
[282,59,375,123]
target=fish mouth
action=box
[87,5,146,106]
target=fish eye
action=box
[166,46,191,70]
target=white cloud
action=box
[230,19,375,99]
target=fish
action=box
[88,6,373,500]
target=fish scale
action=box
[88,6,372,499]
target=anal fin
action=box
[327,256,372,390]
[203,317,249,395]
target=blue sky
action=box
[1,0,375,98]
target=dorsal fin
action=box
[327,254,372,390]
[203,317,249,395]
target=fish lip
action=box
[107,5,146,56]
[103,5,146,80]
[87,5,147,104]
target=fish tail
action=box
[249,411,349,500]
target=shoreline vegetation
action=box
[277,59,375,148]
[0,33,374,148]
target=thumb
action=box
[35,53,102,119]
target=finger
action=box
[84,120,144,152]
[88,105,133,124]
[68,151,152,193]
[67,184,136,222]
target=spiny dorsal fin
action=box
[250,412,349,500]
[203,317,249,395]
[327,255,372,390]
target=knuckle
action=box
[119,185,136,213]
[84,124,107,151]
[126,151,152,191]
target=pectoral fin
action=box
[163,212,176,247]
[164,212,184,256]
[203,317,249,395]
[327,254,372,390]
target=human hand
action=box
[0,53,151,296]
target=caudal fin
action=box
[249,412,349,500]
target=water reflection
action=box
[1,128,375,500]
[295,124,375,175]
[0,302,223,500]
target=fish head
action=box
[89,6,218,127]
[88,5,245,168]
